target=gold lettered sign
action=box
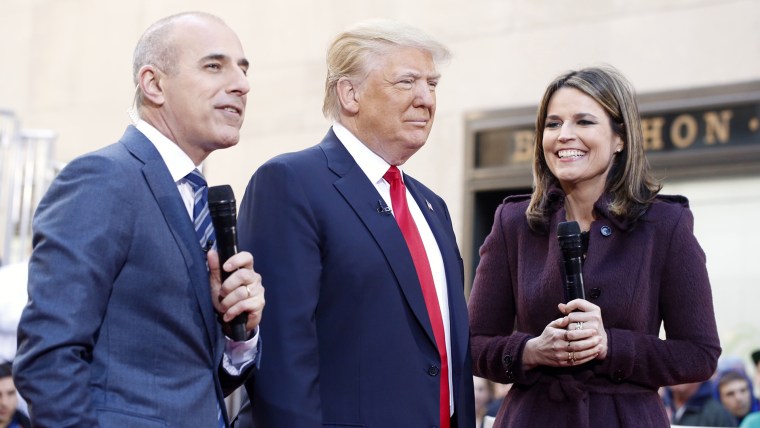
[474,101,760,168]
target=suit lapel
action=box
[121,126,219,353]
[406,177,469,377]
[321,131,437,348]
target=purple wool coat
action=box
[469,191,721,427]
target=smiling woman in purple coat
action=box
[468,66,721,428]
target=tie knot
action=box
[185,169,207,190]
[384,166,402,184]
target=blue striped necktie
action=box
[185,169,216,250]
[186,169,225,426]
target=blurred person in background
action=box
[0,362,29,428]
[665,381,736,427]
[486,382,512,419]
[741,412,760,428]
[0,262,27,363]
[0,261,29,418]
[717,370,760,425]
[753,350,760,396]
[474,376,494,428]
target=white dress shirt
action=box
[332,122,454,415]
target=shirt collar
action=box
[135,120,202,182]
[332,121,403,184]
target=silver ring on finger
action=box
[576,321,584,330]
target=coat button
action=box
[503,354,513,366]
[428,365,440,376]
[505,369,515,381]
[613,369,625,382]
[589,287,602,299]
[600,226,612,237]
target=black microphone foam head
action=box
[208,185,236,228]
[557,220,583,257]
[208,185,235,205]
[557,220,581,238]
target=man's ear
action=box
[336,77,359,115]
[138,65,165,106]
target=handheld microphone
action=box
[208,185,248,342]
[557,221,586,303]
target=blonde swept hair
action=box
[322,19,450,121]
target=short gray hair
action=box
[322,20,451,120]
[132,11,224,107]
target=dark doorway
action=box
[470,187,532,283]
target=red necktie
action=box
[384,166,450,428]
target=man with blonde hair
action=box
[236,19,474,427]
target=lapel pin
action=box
[426,200,433,212]
[377,199,392,215]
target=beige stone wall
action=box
[2,0,759,361]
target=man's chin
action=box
[208,137,239,153]
[405,136,428,151]
[220,137,240,148]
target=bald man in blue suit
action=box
[14,12,264,427]
[236,20,474,428]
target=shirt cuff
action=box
[221,328,260,376]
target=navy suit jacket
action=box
[237,128,474,427]
[14,126,252,427]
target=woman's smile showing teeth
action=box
[558,149,586,159]
[541,87,625,189]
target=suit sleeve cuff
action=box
[222,328,261,376]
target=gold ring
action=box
[245,285,251,298]
[568,351,575,364]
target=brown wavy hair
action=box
[526,65,661,231]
